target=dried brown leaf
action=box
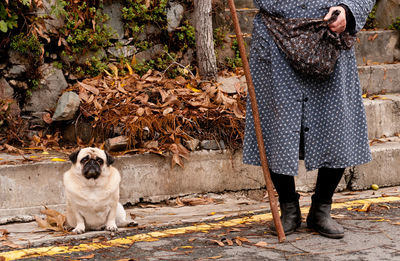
[43,113,53,124]
[176,197,185,207]
[210,239,224,247]
[137,107,145,116]
[159,89,169,102]
[354,203,372,212]
[235,236,250,243]
[141,69,153,80]
[225,238,234,246]
[108,64,119,78]
[79,88,89,102]
[179,197,215,206]
[368,34,378,41]
[77,254,95,259]
[0,229,8,241]
[162,94,178,107]
[171,152,183,168]
[117,83,128,94]
[4,144,24,155]
[233,103,245,119]
[163,107,173,116]
[255,241,268,247]
[136,93,149,104]
[2,241,23,249]
[79,82,99,95]
[93,99,102,110]
[35,207,66,232]
[87,94,95,104]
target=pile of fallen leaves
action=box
[70,67,247,166]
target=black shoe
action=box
[271,198,302,236]
[306,201,344,239]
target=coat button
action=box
[304,127,310,132]
[304,97,309,102]
[301,4,307,9]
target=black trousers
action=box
[270,167,345,204]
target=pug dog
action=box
[64,147,135,234]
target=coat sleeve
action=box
[338,0,376,32]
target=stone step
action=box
[349,137,400,190]
[231,0,255,9]
[364,94,400,139]
[1,137,400,218]
[355,30,400,66]
[220,8,258,36]
[359,63,400,94]
[297,137,400,192]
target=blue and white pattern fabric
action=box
[243,0,375,176]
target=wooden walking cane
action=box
[227,0,286,242]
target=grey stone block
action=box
[136,44,164,64]
[375,0,400,29]
[364,94,400,139]
[8,49,31,65]
[36,0,65,31]
[0,78,14,98]
[217,75,247,94]
[358,64,400,94]
[233,0,255,9]
[350,137,400,190]
[103,0,124,39]
[295,161,347,192]
[0,78,20,117]
[7,65,27,78]
[200,140,226,150]
[184,139,200,151]
[220,8,258,35]
[355,30,400,65]
[52,92,80,121]
[107,45,136,59]
[0,162,70,215]
[167,2,184,33]
[23,64,68,112]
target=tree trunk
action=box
[194,0,217,81]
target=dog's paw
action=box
[127,221,138,227]
[105,225,118,232]
[72,227,85,234]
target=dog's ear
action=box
[69,149,81,164]
[105,151,114,166]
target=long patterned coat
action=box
[243,0,375,176]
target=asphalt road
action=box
[2,199,400,261]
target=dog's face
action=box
[69,148,114,180]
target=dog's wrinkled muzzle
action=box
[83,159,101,179]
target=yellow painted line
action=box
[1,196,399,261]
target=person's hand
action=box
[324,6,347,33]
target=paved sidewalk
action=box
[0,186,399,258]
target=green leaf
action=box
[20,0,31,6]
[0,20,8,32]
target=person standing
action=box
[243,0,375,239]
